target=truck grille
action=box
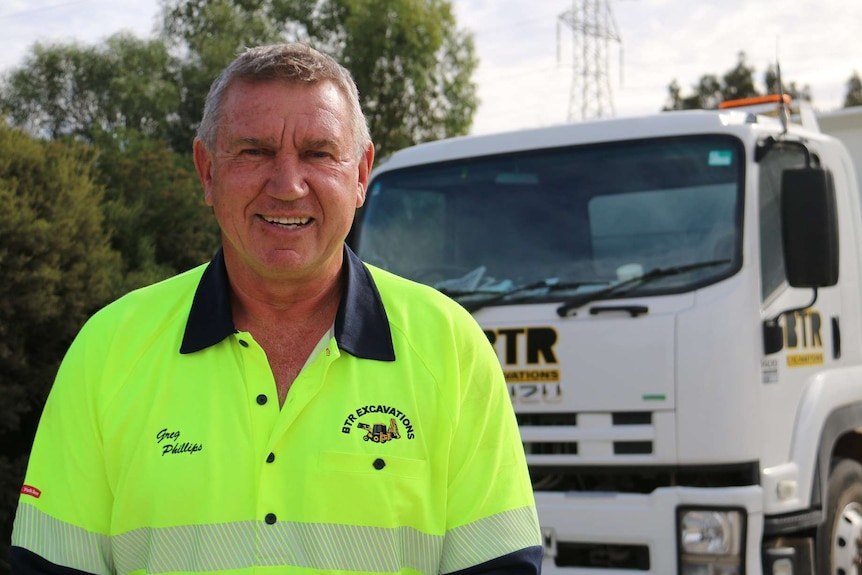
[556,542,650,571]
[518,410,759,492]
[517,410,656,459]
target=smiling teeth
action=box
[264,216,310,225]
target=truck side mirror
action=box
[764,167,839,355]
[781,167,839,288]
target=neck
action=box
[224,252,345,332]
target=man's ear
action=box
[193,138,214,206]
[356,142,375,208]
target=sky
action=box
[2,0,860,136]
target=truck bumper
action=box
[536,485,764,574]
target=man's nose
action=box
[266,154,308,199]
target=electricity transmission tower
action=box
[557,0,622,122]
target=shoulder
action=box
[50,262,209,412]
[365,263,479,333]
[364,263,496,371]
[79,263,207,343]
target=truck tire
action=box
[816,458,862,575]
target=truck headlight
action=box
[677,507,745,575]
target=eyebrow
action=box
[226,135,345,155]
[231,136,277,148]
[304,138,341,151]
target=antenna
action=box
[775,38,789,134]
[776,63,789,134]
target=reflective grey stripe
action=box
[15,502,539,574]
[118,521,445,574]
[12,503,113,575]
[112,520,257,574]
[440,506,542,574]
[258,522,443,573]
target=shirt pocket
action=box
[319,450,427,480]
[315,451,433,525]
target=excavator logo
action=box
[357,418,401,444]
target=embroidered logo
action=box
[358,418,401,443]
[156,427,203,456]
[21,485,41,499]
[342,404,416,440]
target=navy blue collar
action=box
[180,245,395,361]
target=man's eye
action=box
[240,148,271,157]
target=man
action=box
[11,43,542,574]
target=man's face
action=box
[193,79,373,283]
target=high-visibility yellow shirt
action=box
[12,246,541,575]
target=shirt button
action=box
[256,394,268,405]
[373,458,386,470]
[265,513,277,525]
[266,452,275,463]
[238,339,249,348]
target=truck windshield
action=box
[354,135,743,306]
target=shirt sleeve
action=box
[440,311,543,574]
[11,321,114,575]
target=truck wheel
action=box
[816,458,862,574]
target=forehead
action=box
[217,79,351,142]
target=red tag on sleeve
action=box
[21,485,42,499]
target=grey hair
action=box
[196,43,371,158]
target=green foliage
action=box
[663,52,812,111]
[0,124,120,431]
[0,124,122,569]
[160,0,479,160]
[664,52,760,110]
[721,52,758,101]
[1,0,478,157]
[0,34,180,143]
[160,0,285,151]
[162,0,280,59]
[341,0,479,158]
[89,128,221,291]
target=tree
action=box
[277,0,479,159]
[89,128,221,291]
[343,0,479,157]
[160,0,284,151]
[665,52,756,110]
[160,0,479,159]
[664,74,722,110]
[2,0,478,157]
[0,124,122,570]
[721,51,758,101]
[845,71,862,108]
[0,33,180,144]
[663,52,811,111]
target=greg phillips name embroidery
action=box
[156,427,203,456]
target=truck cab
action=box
[351,100,862,575]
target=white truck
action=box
[350,96,862,575]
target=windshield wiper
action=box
[442,278,591,313]
[556,259,732,317]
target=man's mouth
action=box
[261,215,311,228]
